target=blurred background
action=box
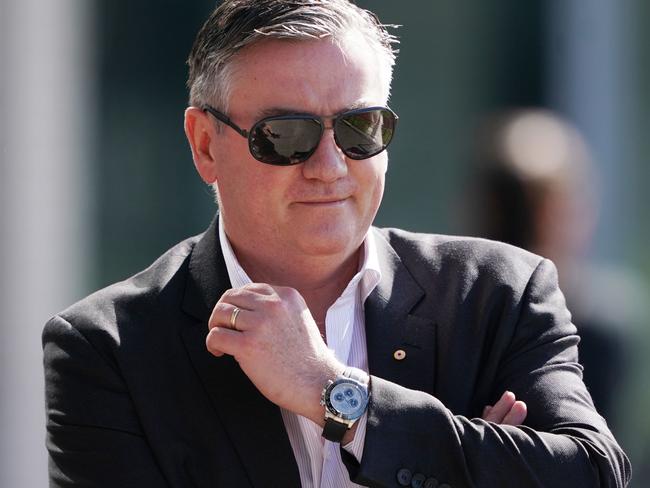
[1,0,648,486]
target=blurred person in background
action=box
[463,107,650,482]
[42,2,630,487]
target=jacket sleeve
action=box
[43,314,170,488]
[350,259,631,488]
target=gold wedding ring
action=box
[230,306,241,331]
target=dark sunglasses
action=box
[203,105,398,166]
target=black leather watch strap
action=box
[322,417,350,442]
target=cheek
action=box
[369,175,386,216]
[217,162,297,219]
[361,157,387,205]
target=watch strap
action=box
[322,417,350,442]
[344,367,369,385]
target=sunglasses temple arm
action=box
[202,106,249,138]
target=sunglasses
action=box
[203,105,398,166]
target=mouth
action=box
[294,197,350,206]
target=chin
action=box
[296,227,362,258]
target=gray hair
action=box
[187,0,399,111]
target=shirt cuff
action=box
[341,412,367,462]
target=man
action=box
[43,1,630,487]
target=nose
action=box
[301,128,348,182]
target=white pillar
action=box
[0,0,95,486]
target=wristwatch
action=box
[320,367,370,442]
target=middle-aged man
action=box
[43,1,631,487]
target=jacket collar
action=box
[180,215,301,487]
[365,228,438,394]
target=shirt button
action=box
[411,473,426,488]
[393,349,407,360]
[423,478,439,488]
[396,468,413,486]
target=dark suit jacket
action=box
[43,218,631,487]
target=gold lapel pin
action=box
[393,349,406,361]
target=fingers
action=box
[208,301,250,332]
[482,391,516,423]
[481,391,528,425]
[502,400,527,425]
[206,325,245,357]
[208,286,267,332]
[205,283,306,360]
[208,283,290,332]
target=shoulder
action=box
[44,233,202,346]
[373,226,549,292]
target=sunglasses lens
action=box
[250,118,322,165]
[335,108,396,160]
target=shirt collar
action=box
[218,217,381,301]
[218,216,253,289]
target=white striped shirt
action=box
[218,218,381,487]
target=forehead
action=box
[227,32,388,116]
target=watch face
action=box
[328,381,367,419]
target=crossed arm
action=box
[204,261,630,486]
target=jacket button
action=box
[397,468,412,486]
[423,477,439,488]
[411,473,426,488]
[393,349,407,360]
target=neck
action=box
[234,245,361,324]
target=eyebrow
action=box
[254,101,373,119]
[256,107,303,118]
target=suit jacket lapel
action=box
[177,221,437,484]
[180,216,301,487]
[365,229,438,395]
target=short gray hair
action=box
[187,0,399,111]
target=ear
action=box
[184,106,219,184]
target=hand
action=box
[205,283,343,424]
[481,391,527,425]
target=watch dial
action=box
[330,383,365,417]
